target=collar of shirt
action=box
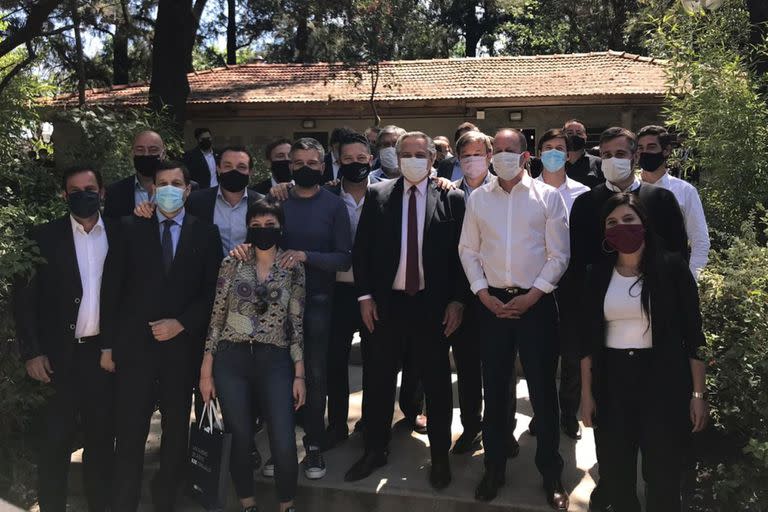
[535,174,582,192]
[340,178,368,206]
[70,213,105,236]
[134,176,149,193]
[492,170,532,193]
[156,207,185,226]
[405,176,429,197]
[656,171,671,188]
[605,176,641,193]
[216,186,249,205]
[461,173,490,195]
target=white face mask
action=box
[602,157,634,184]
[379,147,398,170]
[460,155,488,180]
[400,157,430,183]
[492,152,523,180]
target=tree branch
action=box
[0,0,62,60]
[0,41,37,94]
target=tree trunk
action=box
[294,3,310,63]
[113,0,130,85]
[150,0,195,129]
[746,0,768,78]
[71,0,86,106]
[185,0,209,72]
[227,0,237,64]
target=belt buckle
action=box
[504,287,522,296]
[75,337,87,344]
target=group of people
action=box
[15,118,711,512]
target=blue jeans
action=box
[213,342,297,502]
[302,293,332,449]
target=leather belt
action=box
[74,335,100,344]
[488,286,530,298]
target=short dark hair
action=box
[537,128,570,153]
[154,160,190,185]
[246,197,285,227]
[265,138,292,161]
[219,145,253,168]
[290,138,325,161]
[600,127,637,153]
[62,163,103,190]
[563,119,585,129]
[330,127,357,145]
[454,122,479,143]
[339,132,371,155]
[194,127,211,139]
[493,128,528,152]
[637,125,673,149]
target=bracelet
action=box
[294,376,305,380]
[692,391,705,399]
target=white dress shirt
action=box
[203,150,218,187]
[535,175,590,216]
[605,176,641,193]
[459,173,570,294]
[392,178,427,291]
[652,173,710,279]
[604,269,653,349]
[336,181,367,283]
[71,215,108,338]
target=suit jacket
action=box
[104,174,200,218]
[185,186,264,224]
[353,177,468,322]
[322,153,336,183]
[183,147,220,189]
[13,215,121,370]
[581,252,704,409]
[436,156,457,180]
[102,213,221,365]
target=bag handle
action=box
[198,399,225,432]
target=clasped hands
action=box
[478,288,542,319]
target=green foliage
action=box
[697,212,768,509]
[638,0,768,241]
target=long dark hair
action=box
[600,193,659,324]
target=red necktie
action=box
[405,187,420,295]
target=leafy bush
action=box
[697,212,768,510]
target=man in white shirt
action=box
[637,125,710,279]
[14,164,118,512]
[459,129,570,510]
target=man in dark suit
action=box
[344,131,467,490]
[568,126,688,512]
[182,127,220,189]
[563,119,604,187]
[14,164,119,512]
[103,130,166,218]
[105,160,221,512]
[253,138,292,196]
[323,127,357,183]
[436,121,478,180]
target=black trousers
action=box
[112,341,193,512]
[362,291,453,457]
[327,282,365,434]
[446,295,483,433]
[479,291,563,479]
[36,341,114,512]
[595,348,688,512]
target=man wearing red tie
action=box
[344,132,468,490]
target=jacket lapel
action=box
[169,215,194,276]
[58,216,83,295]
[389,178,405,260]
[424,179,439,238]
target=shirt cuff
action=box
[100,348,112,353]
[470,278,489,295]
[357,294,373,302]
[532,277,556,294]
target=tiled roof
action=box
[50,51,667,107]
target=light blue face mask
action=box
[155,185,185,213]
[541,149,567,173]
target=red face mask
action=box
[605,224,646,254]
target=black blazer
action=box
[185,186,265,224]
[104,174,201,218]
[102,214,221,365]
[581,252,705,408]
[183,148,219,189]
[13,215,121,369]
[353,177,468,322]
[436,156,457,180]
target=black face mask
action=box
[271,160,292,183]
[133,155,161,177]
[340,162,371,183]
[292,166,323,188]
[67,190,101,218]
[218,170,249,192]
[567,135,586,152]
[638,151,667,172]
[246,227,282,250]
[198,139,212,151]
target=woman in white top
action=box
[579,193,708,512]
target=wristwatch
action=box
[692,391,705,399]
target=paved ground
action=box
[67,359,599,512]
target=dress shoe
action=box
[506,433,520,458]
[528,415,537,436]
[451,430,482,454]
[412,414,428,435]
[561,415,581,440]
[544,478,569,510]
[474,466,505,502]
[429,454,452,490]
[344,451,387,482]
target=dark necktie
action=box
[405,186,420,296]
[162,219,174,273]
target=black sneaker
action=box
[262,457,275,477]
[302,447,327,479]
